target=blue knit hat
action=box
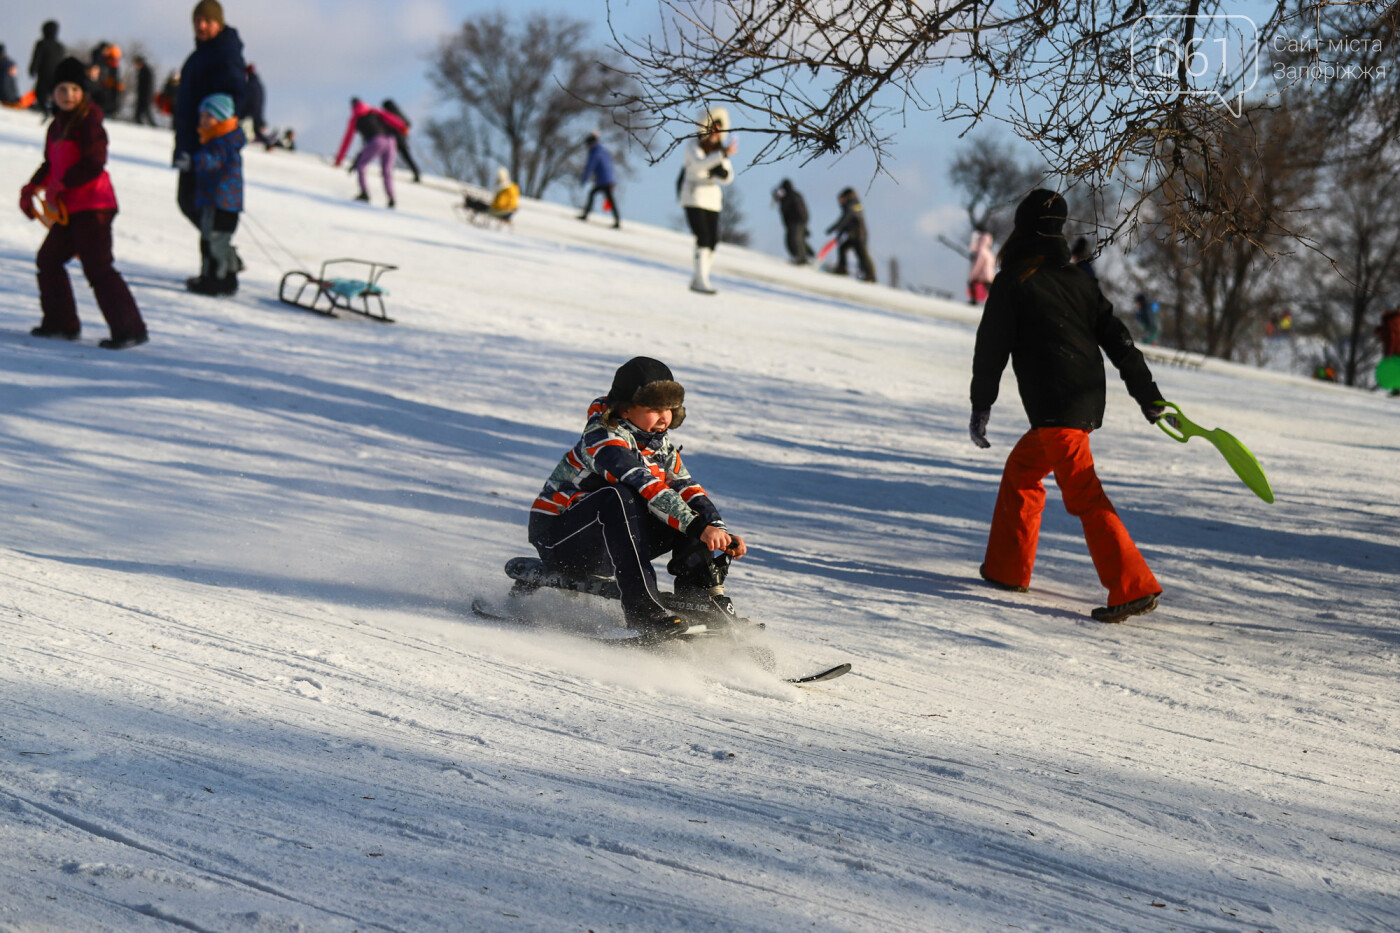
[199,93,235,122]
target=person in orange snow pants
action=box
[969,189,1168,623]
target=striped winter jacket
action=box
[531,399,724,536]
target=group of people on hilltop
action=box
[5,16,292,150]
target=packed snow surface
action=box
[1,108,1397,932]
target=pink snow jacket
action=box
[968,231,996,285]
[28,100,118,214]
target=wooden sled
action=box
[278,259,397,323]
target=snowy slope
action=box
[1,107,1397,933]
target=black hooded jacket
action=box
[174,26,246,157]
[971,237,1161,431]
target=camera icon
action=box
[1129,14,1260,116]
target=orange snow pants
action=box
[983,428,1160,604]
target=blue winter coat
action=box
[194,126,245,212]
[174,27,246,158]
[580,142,616,187]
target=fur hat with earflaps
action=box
[698,106,729,138]
[606,356,686,428]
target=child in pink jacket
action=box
[19,57,147,349]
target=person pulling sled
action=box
[524,357,747,638]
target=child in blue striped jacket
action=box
[527,357,747,636]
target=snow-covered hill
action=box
[1,107,1397,932]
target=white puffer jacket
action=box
[679,143,734,212]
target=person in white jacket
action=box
[679,107,738,294]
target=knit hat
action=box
[1013,189,1068,238]
[199,93,235,121]
[192,0,225,25]
[52,57,90,92]
[607,357,686,426]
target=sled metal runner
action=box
[278,258,397,322]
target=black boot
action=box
[667,548,728,598]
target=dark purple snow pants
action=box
[36,209,146,340]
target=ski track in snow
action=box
[1,109,1398,932]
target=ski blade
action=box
[470,598,533,626]
[786,662,852,684]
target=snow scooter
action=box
[1155,401,1274,503]
[472,556,851,685]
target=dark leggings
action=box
[582,184,620,221]
[529,486,707,617]
[685,206,720,250]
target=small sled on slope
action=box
[472,557,851,685]
[278,258,397,322]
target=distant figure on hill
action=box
[827,187,875,283]
[1134,293,1161,345]
[28,20,66,111]
[970,189,1165,624]
[578,131,620,228]
[680,106,737,294]
[334,97,406,207]
[380,100,420,182]
[239,62,272,147]
[1071,236,1097,279]
[0,45,21,105]
[90,43,124,117]
[462,166,519,222]
[1376,307,1400,357]
[772,179,811,264]
[132,55,156,124]
[20,58,148,349]
[967,230,995,303]
[174,0,247,283]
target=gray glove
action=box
[173,151,192,172]
[969,410,991,448]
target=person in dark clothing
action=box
[826,187,876,282]
[131,56,156,124]
[528,357,748,636]
[89,44,124,118]
[772,179,811,264]
[1,45,21,105]
[239,63,272,146]
[969,189,1165,623]
[20,58,148,348]
[578,131,620,227]
[28,21,66,112]
[1071,236,1097,279]
[173,0,246,277]
[334,98,406,206]
[380,99,420,182]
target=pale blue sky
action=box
[0,0,1033,294]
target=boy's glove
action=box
[19,184,38,219]
[1141,402,1168,424]
[173,151,192,172]
[969,409,991,448]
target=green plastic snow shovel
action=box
[1155,401,1274,503]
